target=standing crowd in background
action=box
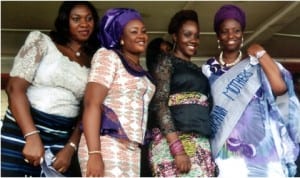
[1,1,299,177]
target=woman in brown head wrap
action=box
[202,4,300,177]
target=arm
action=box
[152,56,191,173]
[6,77,44,167]
[83,83,108,177]
[247,44,287,95]
[81,48,117,177]
[51,119,82,173]
[6,31,46,166]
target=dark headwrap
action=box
[214,4,246,34]
[98,8,142,49]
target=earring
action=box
[240,37,244,48]
[120,40,124,45]
[217,40,220,49]
[172,42,176,51]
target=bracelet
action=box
[88,150,102,155]
[169,139,185,157]
[68,142,77,151]
[256,50,266,59]
[24,130,40,139]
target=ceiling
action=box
[1,1,300,72]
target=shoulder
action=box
[202,57,218,77]
[156,53,172,67]
[95,47,118,58]
[92,47,121,65]
[23,31,52,49]
[26,31,51,42]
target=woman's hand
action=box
[23,134,44,166]
[86,154,105,177]
[52,145,75,173]
[247,43,265,57]
[174,153,191,173]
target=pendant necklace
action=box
[219,50,242,67]
[67,45,81,57]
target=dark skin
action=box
[83,19,148,177]
[218,18,286,95]
[5,4,95,173]
[165,20,200,173]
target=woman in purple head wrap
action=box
[78,8,155,177]
[202,4,300,177]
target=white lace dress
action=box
[1,30,89,176]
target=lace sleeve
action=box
[10,31,47,82]
[152,55,176,135]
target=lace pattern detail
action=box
[151,55,176,135]
[10,31,48,82]
[9,31,90,117]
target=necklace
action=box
[219,50,242,67]
[67,45,81,57]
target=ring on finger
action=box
[24,158,29,163]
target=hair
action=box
[50,1,100,56]
[168,10,199,35]
[146,38,165,72]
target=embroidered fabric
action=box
[168,92,208,106]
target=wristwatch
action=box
[256,50,266,59]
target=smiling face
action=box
[121,19,148,54]
[218,18,243,52]
[69,5,95,43]
[173,20,199,60]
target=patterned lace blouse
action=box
[9,31,89,117]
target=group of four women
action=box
[1,1,299,177]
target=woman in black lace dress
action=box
[148,10,216,177]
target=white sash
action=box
[210,59,261,157]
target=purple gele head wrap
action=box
[214,4,246,34]
[98,8,142,49]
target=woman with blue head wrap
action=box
[78,8,155,177]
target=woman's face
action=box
[69,5,95,43]
[121,19,148,54]
[218,18,243,52]
[174,20,199,60]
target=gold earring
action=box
[120,40,124,45]
[217,40,221,49]
[240,37,244,48]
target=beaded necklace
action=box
[219,50,242,67]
